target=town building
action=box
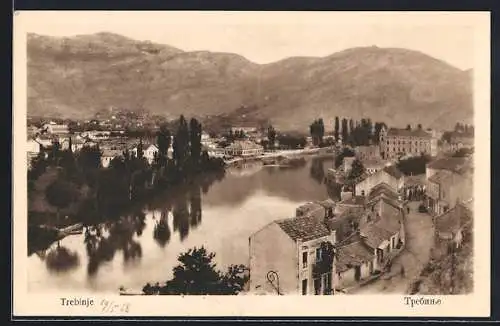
[425,157,473,215]
[433,201,473,258]
[359,194,405,272]
[224,141,264,157]
[354,164,404,197]
[42,123,69,135]
[446,131,474,152]
[130,143,159,165]
[35,135,55,148]
[101,149,123,168]
[335,234,375,290]
[248,215,337,295]
[343,157,356,174]
[27,138,43,168]
[362,159,386,174]
[355,145,381,161]
[231,126,258,135]
[379,127,438,159]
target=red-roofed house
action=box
[249,215,337,295]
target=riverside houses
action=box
[249,215,337,295]
[379,126,438,159]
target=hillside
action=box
[27,33,473,130]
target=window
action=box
[302,279,308,295]
[316,248,322,261]
[302,252,308,268]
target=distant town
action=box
[26,106,474,296]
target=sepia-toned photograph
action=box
[13,11,490,317]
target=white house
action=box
[130,143,159,165]
[249,215,337,295]
[224,141,264,157]
[354,165,404,197]
[101,149,123,168]
[42,123,69,135]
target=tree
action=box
[190,118,202,166]
[147,246,248,295]
[406,124,412,131]
[77,145,102,171]
[156,124,171,167]
[137,138,144,159]
[334,117,340,143]
[45,179,78,221]
[417,124,423,130]
[318,118,325,145]
[341,118,349,144]
[334,147,355,169]
[347,158,365,182]
[173,115,190,170]
[267,125,277,149]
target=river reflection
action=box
[28,156,341,293]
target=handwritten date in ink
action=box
[100,299,131,313]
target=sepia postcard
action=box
[13,11,491,318]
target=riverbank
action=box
[224,146,336,166]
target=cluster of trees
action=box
[339,118,387,147]
[276,134,307,150]
[141,246,248,295]
[29,115,225,228]
[396,154,431,176]
[225,129,247,142]
[311,116,388,148]
[309,119,325,146]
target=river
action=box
[27,155,340,294]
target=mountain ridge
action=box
[27,32,473,130]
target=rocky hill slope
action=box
[27,33,473,130]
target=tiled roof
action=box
[368,183,399,201]
[359,224,394,249]
[387,128,432,138]
[435,204,473,234]
[427,157,471,174]
[336,239,375,273]
[383,165,404,179]
[428,170,453,185]
[276,216,331,242]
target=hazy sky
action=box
[18,11,478,70]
